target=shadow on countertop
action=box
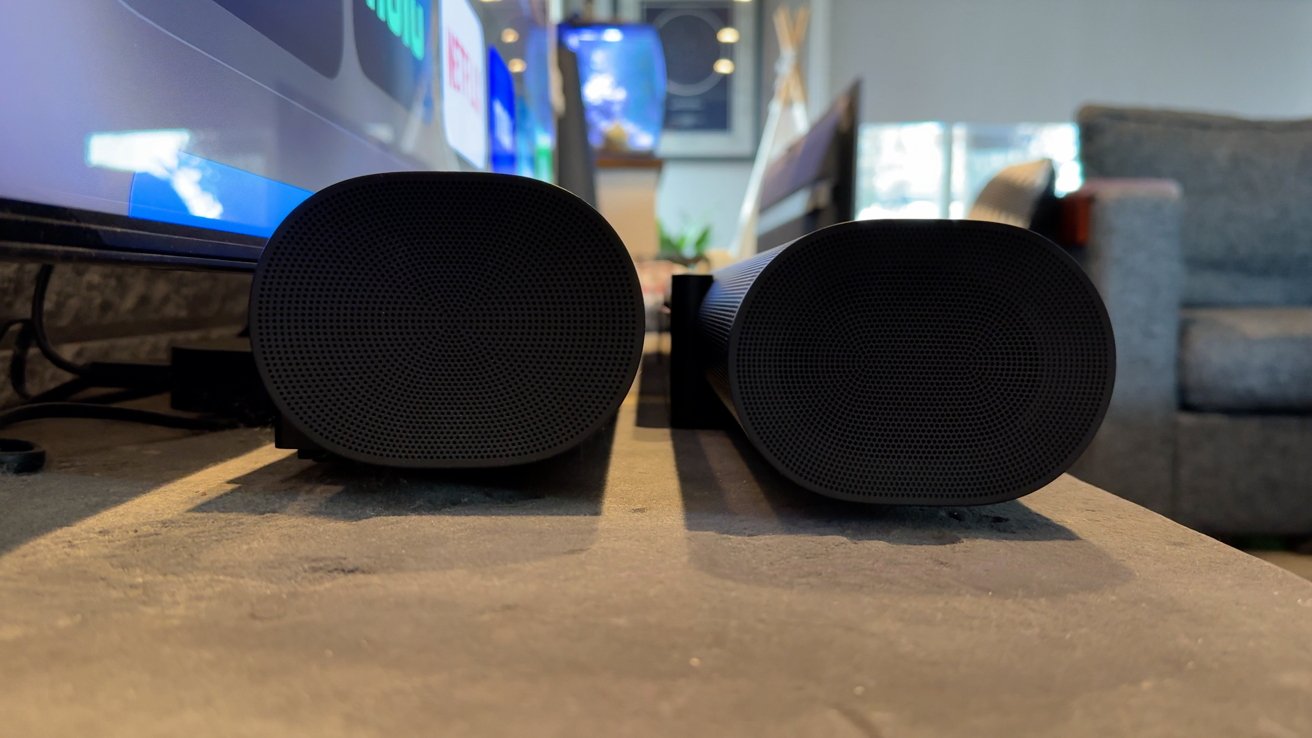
[195,416,618,520]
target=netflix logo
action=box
[441,0,488,167]
[446,31,481,111]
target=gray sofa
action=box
[1069,105,1312,535]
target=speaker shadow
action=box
[634,347,670,429]
[672,424,1134,598]
[196,418,616,520]
[176,420,617,577]
[674,426,1075,544]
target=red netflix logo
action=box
[441,0,487,167]
[447,31,480,110]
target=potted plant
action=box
[656,220,712,270]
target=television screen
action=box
[756,81,861,250]
[558,24,666,156]
[0,0,555,253]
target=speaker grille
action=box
[250,173,644,467]
[700,220,1114,504]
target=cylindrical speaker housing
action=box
[250,172,645,468]
[698,219,1115,505]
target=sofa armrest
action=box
[1068,179,1184,513]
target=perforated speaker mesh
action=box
[699,220,1115,504]
[250,172,644,467]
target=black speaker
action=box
[250,172,645,468]
[684,219,1115,505]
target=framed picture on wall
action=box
[618,0,759,158]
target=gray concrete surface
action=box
[2,361,1312,737]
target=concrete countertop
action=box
[2,360,1311,737]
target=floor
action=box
[2,358,1312,736]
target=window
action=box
[857,123,1080,220]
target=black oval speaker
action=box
[250,172,645,468]
[698,219,1115,505]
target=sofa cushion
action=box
[1079,106,1312,306]
[1175,412,1312,535]
[1180,308,1312,411]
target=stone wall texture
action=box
[1,262,251,407]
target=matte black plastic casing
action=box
[697,219,1116,505]
[250,172,645,468]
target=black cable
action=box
[7,320,34,400]
[1,268,246,475]
[28,265,171,390]
[0,402,239,432]
[0,318,26,342]
[67,386,164,406]
[26,377,94,404]
[3,318,31,397]
[31,265,91,377]
[0,439,45,475]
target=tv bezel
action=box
[0,196,262,272]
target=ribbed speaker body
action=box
[699,219,1115,504]
[250,172,645,468]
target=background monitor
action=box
[0,0,556,266]
[756,81,862,250]
[557,23,667,157]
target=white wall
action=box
[825,0,1312,123]
[655,0,808,251]
[608,0,1312,252]
[655,160,752,251]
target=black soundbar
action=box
[671,219,1115,505]
[250,172,645,468]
